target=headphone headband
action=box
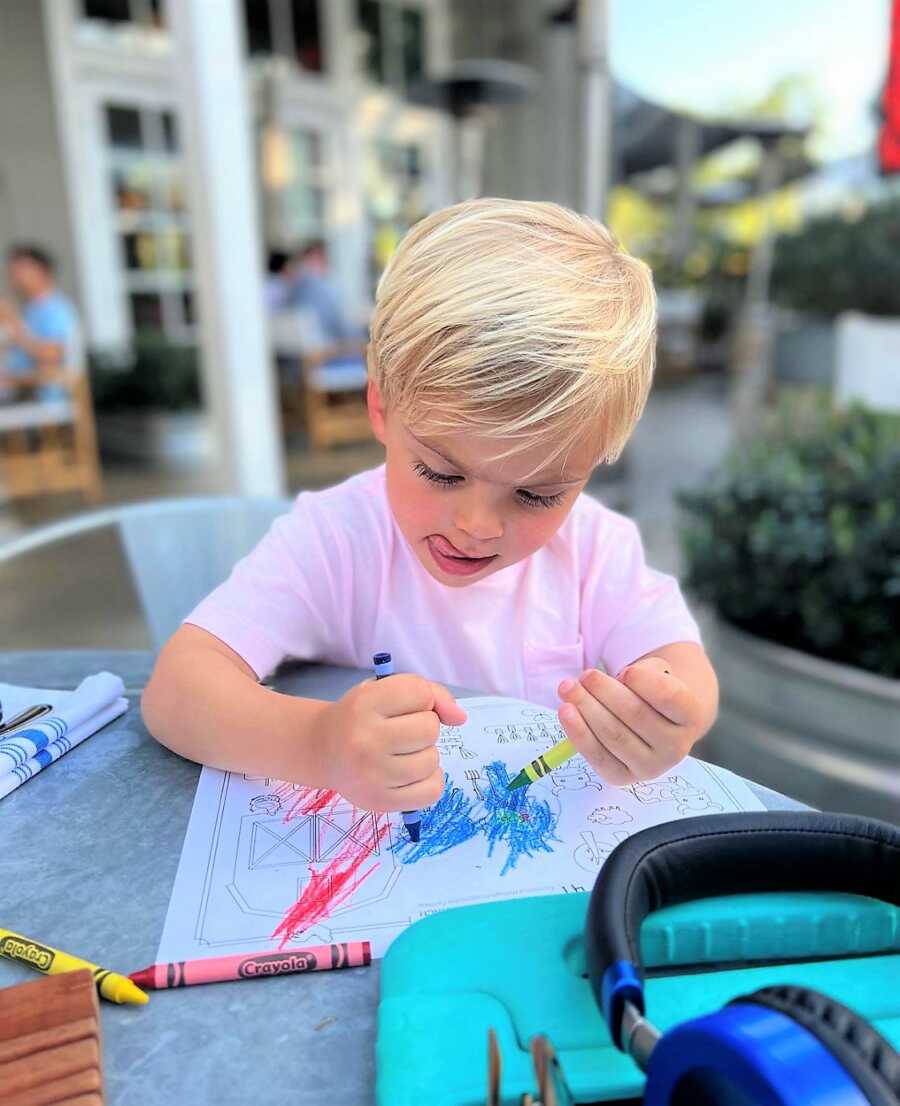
[585,811,900,1049]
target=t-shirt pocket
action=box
[523,637,585,708]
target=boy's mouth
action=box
[426,535,498,577]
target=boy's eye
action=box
[516,488,566,510]
[413,461,462,486]
[413,460,566,509]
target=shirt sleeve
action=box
[184,494,353,680]
[579,510,702,678]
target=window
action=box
[242,0,323,73]
[264,124,330,244]
[104,103,194,339]
[82,0,164,26]
[356,0,426,92]
[364,137,428,290]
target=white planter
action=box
[97,410,214,470]
[773,314,836,386]
[701,618,900,821]
[835,311,900,413]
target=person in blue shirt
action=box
[267,240,364,344]
[0,244,81,404]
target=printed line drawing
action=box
[464,768,484,800]
[573,829,630,873]
[248,794,283,816]
[550,762,604,797]
[193,773,405,951]
[437,725,477,760]
[588,804,634,826]
[627,775,723,815]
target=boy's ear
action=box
[367,376,387,444]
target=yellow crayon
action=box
[0,927,148,1005]
[507,737,577,790]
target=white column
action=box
[170,0,285,496]
[578,0,611,220]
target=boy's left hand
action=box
[557,656,709,786]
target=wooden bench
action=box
[0,375,103,504]
[269,310,371,450]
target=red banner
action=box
[880,0,900,173]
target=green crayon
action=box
[507,737,577,790]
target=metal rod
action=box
[621,1000,662,1071]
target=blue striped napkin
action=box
[0,672,127,799]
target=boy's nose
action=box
[454,501,504,543]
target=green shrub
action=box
[89,331,201,412]
[678,402,900,678]
[771,198,900,318]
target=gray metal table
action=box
[0,651,804,1106]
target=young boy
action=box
[143,199,718,814]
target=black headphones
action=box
[585,811,900,1106]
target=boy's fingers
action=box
[429,682,468,726]
[619,662,693,726]
[389,767,446,809]
[374,674,440,717]
[384,711,441,753]
[571,668,679,741]
[384,745,440,787]
[557,702,635,787]
[562,676,655,767]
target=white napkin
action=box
[0,672,127,799]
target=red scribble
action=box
[273,814,390,946]
[282,786,341,823]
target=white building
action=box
[1,0,456,354]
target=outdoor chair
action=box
[0,374,103,504]
[0,496,291,651]
[269,309,371,449]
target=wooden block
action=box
[0,1017,98,1065]
[0,1036,100,1096]
[3,1067,102,1106]
[0,970,99,1041]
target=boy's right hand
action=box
[317,675,467,812]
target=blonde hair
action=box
[368,198,656,469]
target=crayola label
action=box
[238,951,319,977]
[0,935,54,971]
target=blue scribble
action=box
[393,761,560,876]
[392,774,481,863]
[480,760,560,875]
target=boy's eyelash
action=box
[516,488,566,509]
[412,461,566,509]
[412,461,461,486]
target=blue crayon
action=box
[372,652,422,843]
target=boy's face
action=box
[368,380,598,588]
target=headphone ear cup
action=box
[732,985,900,1106]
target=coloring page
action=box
[157,697,764,961]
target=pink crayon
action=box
[128,942,371,990]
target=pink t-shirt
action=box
[186,465,701,707]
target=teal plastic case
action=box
[377,891,900,1105]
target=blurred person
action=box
[269,239,365,341]
[0,244,80,404]
[144,199,718,813]
[266,239,367,385]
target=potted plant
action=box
[678,400,900,819]
[770,197,900,391]
[89,332,213,468]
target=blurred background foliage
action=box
[679,400,900,677]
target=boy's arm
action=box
[142,624,332,786]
